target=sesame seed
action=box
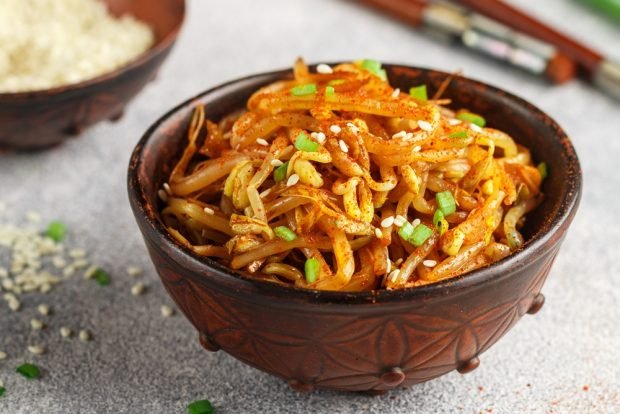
[338,139,349,153]
[131,282,146,296]
[470,123,483,133]
[84,265,98,279]
[28,345,45,355]
[315,132,326,144]
[418,120,433,131]
[72,259,88,269]
[126,266,142,277]
[161,305,175,317]
[449,118,462,125]
[256,138,269,146]
[330,125,341,134]
[60,327,72,338]
[26,211,41,223]
[37,304,50,315]
[203,206,215,215]
[78,330,92,342]
[52,256,66,268]
[62,266,75,277]
[270,159,284,167]
[423,259,438,267]
[388,269,401,283]
[392,130,407,139]
[391,88,400,98]
[8,299,20,312]
[316,63,333,74]
[346,123,359,134]
[412,145,422,152]
[393,215,407,227]
[394,258,404,266]
[0,351,7,360]
[386,256,392,274]
[286,174,300,187]
[31,318,44,330]
[412,218,421,228]
[157,189,169,202]
[374,228,383,239]
[381,216,395,228]
[163,182,172,195]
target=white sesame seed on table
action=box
[27,345,45,355]
[0,0,617,412]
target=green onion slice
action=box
[45,221,67,242]
[436,191,457,216]
[410,224,433,247]
[273,161,289,183]
[537,162,548,179]
[361,59,382,75]
[93,268,110,286]
[274,226,297,241]
[0,386,5,397]
[325,86,335,96]
[291,84,317,96]
[398,222,415,241]
[16,363,41,379]
[433,209,445,229]
[294,132,319,152]
[187,399,213,414]
[447,131,468,139]
[304,258,320,283]
[456,112,486,127]
[409,85,428,101]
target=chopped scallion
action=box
[93,268,110,286]
[16,363,41,379]
[273,161,289,182]
[274,226,297,241]
[378,68,388,81]
[456,112,486,128]
[410,223,433,247]
[537,162,548,179]
[433,209,444,229]
[447,131,468,139]
[436,191,456,216]
[0,386,5,397]
[291,84,317,96]
[45,221,67,242]
[398,222,415,241]
[325,86,335,96]
[187,399,213,414]
[409,85,428,101]
[294,132,319,152]
[361,59,382,75]
[304,258,320,283]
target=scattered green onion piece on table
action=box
[433,209,445,229]
[537,162,548,179]
[294,132,319,152]
[291,84,317,96]
[0,386,5,397]
[304,258,320,283]
[274,226,297,242]
[93,268,110,286]
[436,191,457,216]
[273,162,289,182]
[410,224,433,247]
[398,222,415,241]
[187,399,213,414]
[45,220,67,242]
[409,85,428,101]
[16,363,41,379]
[456,112,486,127]
[325,86,335,96]
[447,131,468,139]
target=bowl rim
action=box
[128,63,582,304]
[0,0,186,100]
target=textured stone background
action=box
[1,0,619,413]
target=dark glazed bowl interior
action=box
[128,64,582,393]
[0,0,185,150]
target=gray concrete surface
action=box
[1,0,619,412]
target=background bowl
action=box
[0,0,185,150]
[128,65,582,394]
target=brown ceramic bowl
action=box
[128,64,582,394]
[0,0,185,150]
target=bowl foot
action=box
[288,379,314,393]
[527,293,545,315]
[199,333,220,352]
[109,109,125,122]
[457,356,480,374]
